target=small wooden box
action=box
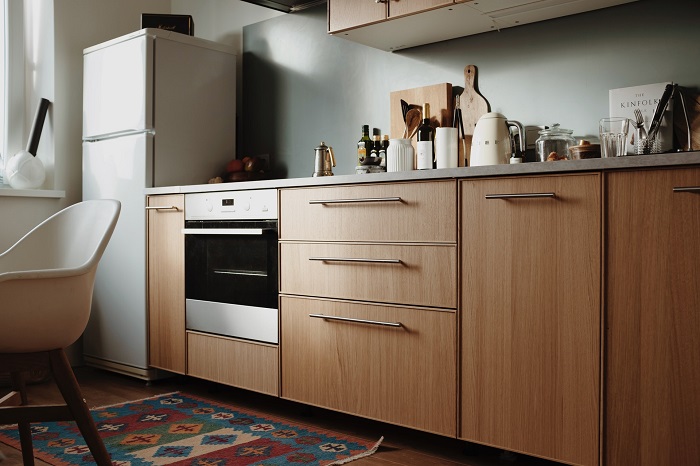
[141,13,194,36]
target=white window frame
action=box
[2,0,26,185]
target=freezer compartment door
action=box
[83,34,153,139]
[82,132,153,369]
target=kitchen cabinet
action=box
[328,0,385,32]
[147,194,186,374]
[460,174,601,466]
[605,168,700,466]
[280,242,456,308]
[328,0,638,52]
[187,331,279,396]
[279,180,455,243]
[328,0,453,32]
[281,296,456,436]
[279,179,458,436]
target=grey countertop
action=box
[145,151,700,195]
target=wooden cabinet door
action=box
[460,174,601,466]
[281,296,457,436]
[328,0,386,32]
[389,0,454,18]
[605,168,700,466]
[147,195,186,374]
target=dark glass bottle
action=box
[379,135,389,167]
[357,125,371,166]
[370,130,381,159]
[416,103,434,170]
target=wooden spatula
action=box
[459,65,489,166]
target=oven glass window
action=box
[186,228,278,309]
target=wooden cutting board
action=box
[458,65,489,166]
[390,83,453,143]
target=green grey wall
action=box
[242,0,700,179]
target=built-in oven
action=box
[183,189,278,344]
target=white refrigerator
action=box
[82,28,236,380]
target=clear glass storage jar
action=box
[535,124,576,162]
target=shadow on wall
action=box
[242,42,287,179]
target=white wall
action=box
[171,0,283,119]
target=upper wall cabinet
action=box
[328,0,638,51]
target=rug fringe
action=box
[89,391,180,410]
[328,436,383,465]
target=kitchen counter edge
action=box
[145,151,700,195]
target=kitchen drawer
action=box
[187,331,279,396]
[280,242,456,309]
[279,180,456,243]
[280,295,456,436]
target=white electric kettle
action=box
[470,112,525,166]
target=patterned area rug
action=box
[0,392,382,465]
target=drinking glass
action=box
[599,117,630,157]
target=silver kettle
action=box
[313,142,336,177]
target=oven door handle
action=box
[181,228,274,235]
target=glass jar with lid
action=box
[535,124,576,162]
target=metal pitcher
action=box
[313,142,335,177]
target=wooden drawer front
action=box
[280,242,456,309]
[280,296,456,436]
[187,332,279,396]
[279,180,456,243]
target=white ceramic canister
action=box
[387,138,415,172]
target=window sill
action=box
[0,186,65,198]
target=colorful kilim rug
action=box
[0,392,383,465]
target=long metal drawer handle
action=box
[309,257,402,264]
[145,205,179,211]
[308,197,402,205]
[484,193,556,199]
[181,228,269,236]
[309,313,402,328]
[672,186,700,193]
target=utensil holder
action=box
[635,136,661,155]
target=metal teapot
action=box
[313,141,336,177]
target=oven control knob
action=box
[205,199,213,212]
[242,200,250,211]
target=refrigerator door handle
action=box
[83,128,155,143]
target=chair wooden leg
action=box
[9,371,35,466]
[48,350,112,466]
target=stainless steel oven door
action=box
[183,222,278,344]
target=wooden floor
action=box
[0,366,561,465]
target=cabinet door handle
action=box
[309,257,402,264]
[673,186,700,193]
[308,197,402,205]
[309,313,402,328]
[484,192,556,199]
[145,205,180,211]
